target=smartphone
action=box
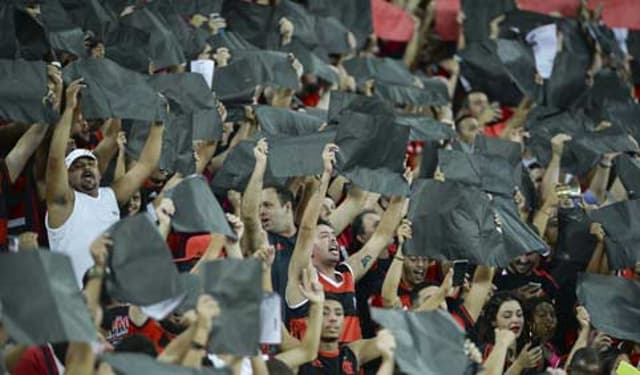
[452,260,469,287]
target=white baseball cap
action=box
[64,149,97,169]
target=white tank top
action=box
[46,187,120,286]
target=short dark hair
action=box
[350,209,378,250]
[568,347,602,374]
[115,334,158,357]
[264,185,295,207]
[410,280,440,306]
[317,218,333,229]
[454,113,476,132]
[599,347,626,374]
[325,293,343,305]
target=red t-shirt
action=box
[483,122,507,137]
[12,345,62,375]
[318,264,362,343]
[288,264,362,344]
[128,318,175,353]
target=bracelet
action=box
[86,266,105,280]
[599,161,612,168]
[191,341,207,350]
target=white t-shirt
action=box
[46,187,120,286]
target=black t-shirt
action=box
[356,258,392,338]
[299,346,359,375]
[101,305,131,346]
[268,231,297,317]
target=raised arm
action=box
[349,329,395,368]
[346,195,405,282]
[64,343,95,375]
[481,329,516,375]
[328,184,368,235]
[375,330,396,375]
[276,267,324,369]
[463,265,496,322]
[181,295,220,368]
[46,79,85,228]
[253,243,275,293]
[158,320,198,364]
[285,144,337,307]
[110,121,164,205]
[154,198,175,240]
[92,118,120,175]
[414,269,453,312]
[194,140,218,175]
[540,134,571,203]
[532,190,558,239]
[586,223,609,274]
[5,123,48,184]
[225,213,246,259]
[241,138,269,254]
[113,131,127,180]
[381,221,412,308]
[190,233,226,275]
[588,153,616,204]
[85,234,111,325]
[565,306,591,371]
[294,177,320,227]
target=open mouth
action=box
[328,245,339,256]
[260,218,270,227]
[509,324,522,334]
[81,172,95,182]
[325,325,340,334]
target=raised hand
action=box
[494,328,517,349]
[591,331,613,352]
[322,143,339,175]
[253,244,276,271]
[226,213,245,242]
[279,17,294,45]
[18,232,39,251]
[464,339,483,364]
[576,305,591,330]
[299,265,324,304]
[254,138,269,166]
[515,343,543,369]
[65,78,86,111]
[551,133,572,156]
[90,234,113,268]
[589,222,606,242]
[395,219,412,245]
[116,131,127,151]
[155,198,175,227]
[196,294,221,321]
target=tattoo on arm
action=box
[361,255,373,269]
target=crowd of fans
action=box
[0,0,639,374]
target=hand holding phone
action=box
[452,260,469,287]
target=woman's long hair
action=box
[476,291,527,352]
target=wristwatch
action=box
[86,266,106,280]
